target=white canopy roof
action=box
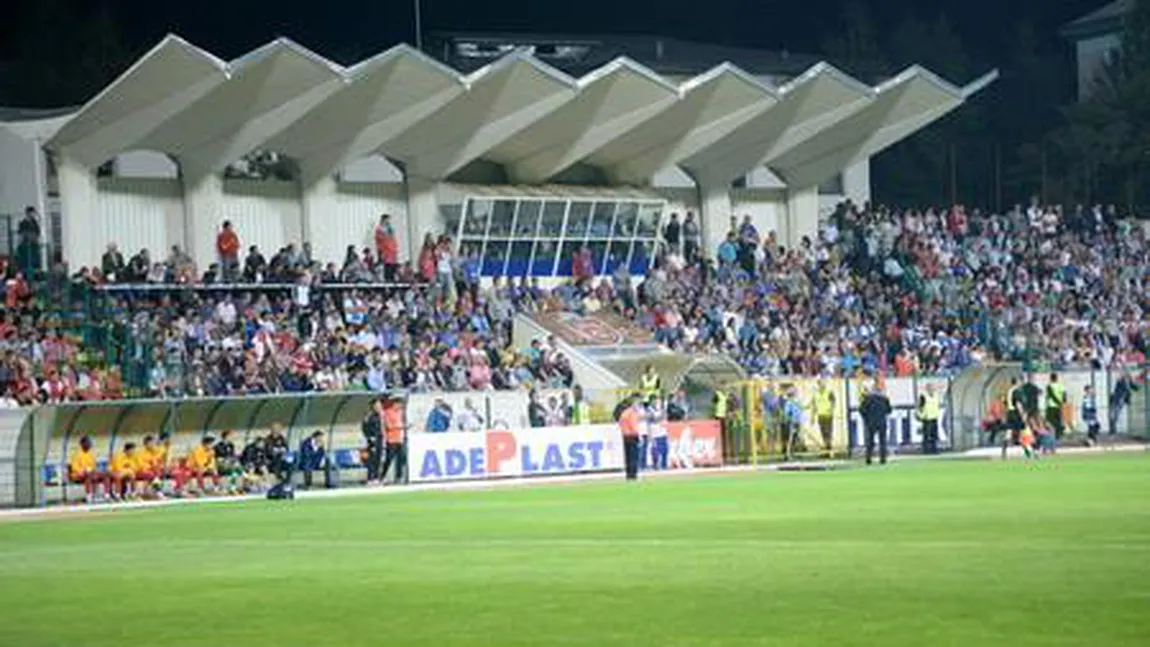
[47,34,996,188]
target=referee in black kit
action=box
[860,380,892,465]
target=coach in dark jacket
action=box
[362,399,384,483]
[860,382,893,465]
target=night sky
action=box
[2,0,1110,65]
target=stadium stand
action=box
[1,199,1144,411]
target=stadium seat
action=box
[42,464,60,485]
[335,449,362,469]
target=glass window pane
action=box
[588,241,609,274]
[557,240,581,275]
[483,240,509,275]
[566,201,592,237]
[605,239,632,274]
[507,241,533,277]
[489,200,516,237]
[589,202,615,238]
[464,199,493,237]
[614,202,638,237]
[630,240,654,274]
[532,239,559,276]
[636,203,661,237]
[442,204,463,237]
[540,201,566,237]
[515,200,542,237]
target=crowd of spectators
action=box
[0,216,576,406]
[539,199,1146,379]
[2,200,1146,406]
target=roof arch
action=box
[42,33,996,193]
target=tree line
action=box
[819,0,1149,214]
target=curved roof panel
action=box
[680,63,874,186]
[770,67,991,188]
[136,39,345,176]
[588,63,778,184]
[485,58,679,183]
[49,35,228,168]
[43,34,994,189]
[265,45,465,184]
[381,50,578,179]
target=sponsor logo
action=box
[410,425,622,482]
[847,406,950,447]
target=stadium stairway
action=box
[512,312,745,405]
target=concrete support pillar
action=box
[181,164,225,273]
[405,175,439,260]
[57,155,99,271]
[784,185,819,250]
[697,182,733,258]
[300,175,337,265]
[842,158,871,207]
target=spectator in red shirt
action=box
[375,214,400,282]
[572,245,594,281]
[417,234,436,283]
[216,221,241,281]
[4,272,30,309]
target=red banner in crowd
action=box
[667,420,723,468]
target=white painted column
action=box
[300,175,337,265]
[56,155,99,271]
[405,175,439,260]
[784,185,819,250]
[697,182,733,259]
[180,164,225,273]
[842,158,871,207]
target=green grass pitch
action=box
[2,454,1149,646]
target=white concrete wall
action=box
[732,187,785,243]
[304,177,408,267]
[842,158,871,205]
[58,156,99,270]
[113,151,179,179]
[94,177,183,264]
[215,179,303,262]
[745,166,786,189]
[339,154,404,184]
[785,185,820,249]
[0,126,42,219]
[651,165,695,189]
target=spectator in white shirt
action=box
[455,399,485,432]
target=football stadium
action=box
[1,2,1148,645]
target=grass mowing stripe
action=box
[0,453,1147,647]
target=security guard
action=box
[571,385,592,425]
[812,380,836,456]
[713,388,730,462]
[638,364,662,401]
[1044,373,1066,439]
[619,395,643,480]
[917,383,942,455]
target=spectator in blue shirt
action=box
[717,234,738,266]
[426,399,453,433]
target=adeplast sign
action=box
[409,425,623,483]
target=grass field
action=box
[2,454,1149,647]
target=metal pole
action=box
[414,0,424,52]
[994,142,1002,213]
[949,144,958,206]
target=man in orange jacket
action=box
[380,394,408,484]
[619,395,643,481]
